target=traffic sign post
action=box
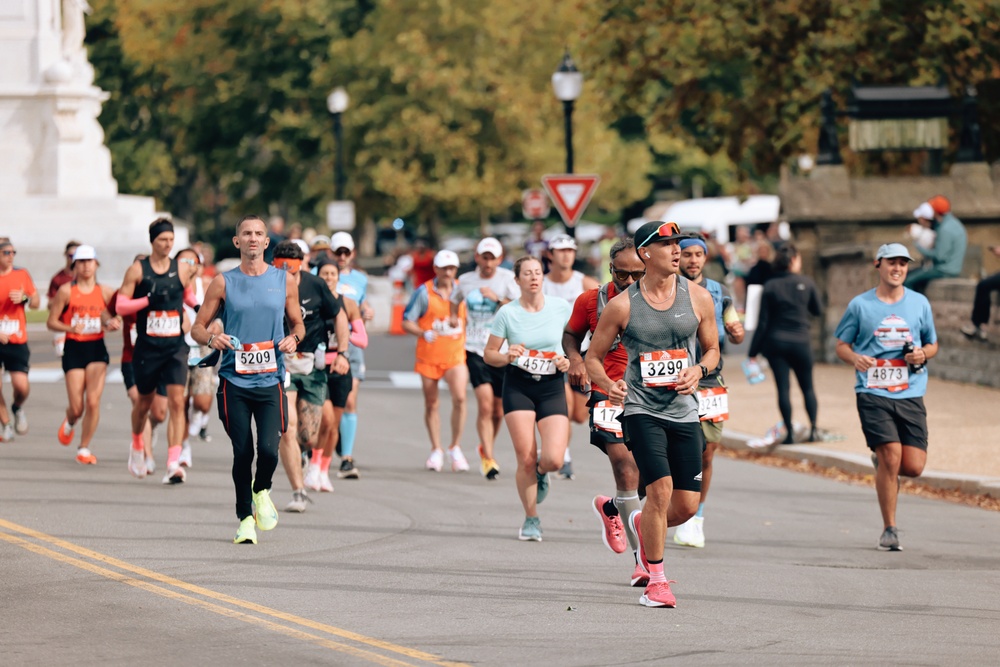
[541,174,600,233]
[521,188,551,221]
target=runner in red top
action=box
[46,245,122,464]
[0,240,41,441]
[47,240,81,359]
[562,235,647,586]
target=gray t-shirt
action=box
[451,267,520,355]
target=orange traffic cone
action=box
[389,279,406,335]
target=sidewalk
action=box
[721,356,1000,495]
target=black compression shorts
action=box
[621,413,703,491]
[501,368,567,420]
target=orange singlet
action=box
[414,279,466,380]
[61,282,107,342]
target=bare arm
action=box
[45,285,73,333]
[563,322,589,388]
[676,286,720,395]
[836,339,875,372]
[585,294,630,403]
[192,275,229,348]
[280,272,305,353]
[484,334,521,368]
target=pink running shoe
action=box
[630,561,650,587]
[592,496,627,554]
[628,510,649,572]
[640,580,677,608]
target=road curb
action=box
[721,430,1000,497]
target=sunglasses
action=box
[639,221,681,248]
[333,248,352,256]
[178,258,197,265]
[611,266,645,282]
[2,250,15,256]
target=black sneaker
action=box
[199,427,212,442]
[878,526,902,551]
[337,458,360,479]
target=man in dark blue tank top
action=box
[116,218,197,484]
[586,221,721,609]
[193,215,305,545]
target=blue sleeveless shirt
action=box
[219,266,287,388]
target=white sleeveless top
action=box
[543,271,586,303]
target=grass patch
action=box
[26,309,49,324]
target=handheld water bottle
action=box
[742,358,766,385]
[314,343,327,370]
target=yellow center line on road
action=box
[0,519,469,667]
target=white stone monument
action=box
[0,0,186,296]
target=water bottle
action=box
[314,343,327,370]
[742,358,766,385]
[901,340,925,374]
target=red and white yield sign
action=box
[521,188,550,220]
[541,174,600,228]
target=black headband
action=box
[149,220,174,242]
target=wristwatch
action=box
[207,334,216,348]
[293,334,301,343]
[699,364,709,378]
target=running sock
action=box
[563,447,572,463]
[320,455,332,473]
[648,559,666,584]
[166,445,182,467]
[696,502,705,518]
[310,448,323,465]
[614,491,642,552]
[131,432,144,452]
[340,413,358,458]
[603,499,619,517]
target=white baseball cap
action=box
[330,231,355,252]
[548,234,577,250]
[875,242,914,262]
[476,237,503,257]
[71,245,98,263]
[913,202,934,221]
[433,249,460,268]
[292,239,310,257]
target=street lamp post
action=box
[326,86,349,201]
[551,51,583,236]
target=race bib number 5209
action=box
[640,350,688,388]
[235,341,278,375]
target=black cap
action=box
[634,221,684,249]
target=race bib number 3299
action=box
[640,350,688,388]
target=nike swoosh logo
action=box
[302,298,312,304]
[168,272,177,277]
[674,313,684,317]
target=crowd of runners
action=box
[0,219,938,606]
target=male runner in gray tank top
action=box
[585,221,720,608]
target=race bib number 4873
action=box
[640,350,688,388]
[866,359,909,392]
[146,310,181,337]
[235,341,278,375]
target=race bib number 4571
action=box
[235,341,278,375]
[640,350,688,388]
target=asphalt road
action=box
[2,332,999,665]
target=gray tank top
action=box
[621,276,699,422]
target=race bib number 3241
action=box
[640,349,688,388]
[697,386,729,422]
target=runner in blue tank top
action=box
[193,215,305,545]
[586,221,720,609]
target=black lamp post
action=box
[551,50,583,175]
[326,86,349,200]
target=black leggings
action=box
[218,378,288,520]
[763,341,817,441]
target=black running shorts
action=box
[588,390,625,452]
[501,368,567,420]
[620,413,703,491]
[0,343,30,373]
[132,342,189,396]
[62,339,110,372]
[466,351,504,395]
[856,392,928,451]
[326,367,354,409]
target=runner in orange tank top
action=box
[0,239,40,441]
[46,245,122,464]
[401,250,471,472]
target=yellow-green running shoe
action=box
[234,517,257,544]
[252,488,279,531]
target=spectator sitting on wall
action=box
[904,195,967,294]
[960,244,1000,342]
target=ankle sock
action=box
[648,560,666,584]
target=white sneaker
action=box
[0,422,13,442]
[179,442,193,468]
[128,448,147,478]
[12,407,28,435]
[162,463,186,485]
[145,456,156,475]
[426,449,444,472]
[319,471,334,493]
[674,515,705,548]
[448,446,470,472]
[303,464,322,491]
[284,489,312,513]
